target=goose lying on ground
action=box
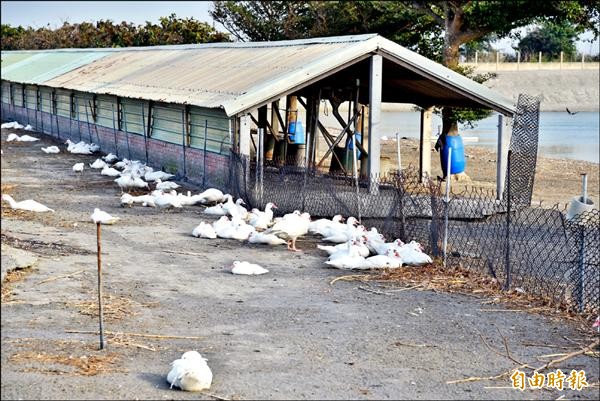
[204,203,227,216]
[120,193,156,207]
[192,222,217,239]
[89,158,107,169]
[91,208,120,224]
[196,188,224,204]
[114,175,149,192]
[167,351,212,392]
[1,194,55,212]
[155,179,180,191]
[7,133,39,142]
[41,146,60,154]
[2,121,25,130]
[247,231,287,245]
[144,170,175,182]
[101,166,121,177]
[103,153,119,163]
[309,214,344,235]
[230,261,268,275]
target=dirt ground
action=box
[1,127,599,400]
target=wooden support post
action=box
[268,100,279,161]
[368,55,382,193]
[419,107,433,182]
[258,105,269,162]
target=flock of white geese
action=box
[2,122,433,392]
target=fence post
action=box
[396,131,402,172]
[517,51,520,70]
[141,103,149,164]
[352,132,361,223]
[475,50,478,66]
[111,103,118,158]
[560,51,564,70]
[203,120,208,188]
[257,128,264,207]
[181,108,187,180]
[443,148,452,268]
[503,150,512,291]
[495,51,499,71]
[538,51,542,69]
[577,225,586,312]
[84,101,93,143]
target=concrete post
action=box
[419,107,433,182]
[496,114,512,200]
[368,55,382,194]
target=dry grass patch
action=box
[7,338,125,376]
[66,293,156,322]
[1,267,36,302]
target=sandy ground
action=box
[1,127,599,400]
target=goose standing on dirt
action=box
[91,208,120,224]
[41,146,60,154]
[1,194,55,212]
[103,153,119,163]
[192,222,217,239]
[120,193,156,208]
[114,175,149,192]
[230,261,269,275]
[264,212,311,251]
[167,350,213,392]
[72,162,84,174]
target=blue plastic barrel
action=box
[441,135,466,175]
[347,132,362,159]
[288,121,305,144]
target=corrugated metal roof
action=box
[1,34,515,116]
[1,51,111,84]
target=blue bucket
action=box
[441,135,466,175]
[347,132,362,159]
[288,121,305,144]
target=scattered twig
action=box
[329,274,368,286]
[446,370,512,384]
[521,342,574,350]
[393,341,437,348]
[35,269,85,285]
[479,308,526,312]
[357,286,393,296]
[386,285,424,292]
[66,330,205,340]
[497,328,527,366]
[201,392,233,401]
[162,249,205,257]
[533,339,599,372]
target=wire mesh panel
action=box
[504,93,541,207]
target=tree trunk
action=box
[442,4,463,137]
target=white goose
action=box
[212,216,231,233]
[319,238,370,259]
[365,249,403,268]
[204,203,227,216]
[41,146,60,154]
[72,162,84,173]
[197,188,225,204]
[222,195,248,218]
[114,175,149,192]
[264,211,311,251]
[230,261,268,275]
[1,194,54,212]
[144,170,175,182]
[103,153,119,163]
[247,202,277,230]
[397,244,432,266]
[153,190,183,208]
[247,231,287,245]
[101,166,122,177]
[89,158,108,169]
[192,222,217,239]
[2,121,25,130]
[321,217,360,243]
[155,179,180,191]
[309,214,344,235]
[372,239,404,256]
[120,193,156,208]
[91,208,120,224]
[167,351,212,392]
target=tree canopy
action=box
[518,21,580,61]
[0,14,230,50]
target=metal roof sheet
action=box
[1,51,110,84]
[1,34,515,117]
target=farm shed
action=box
[1,34,516,195]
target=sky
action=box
[2,1,599,55]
